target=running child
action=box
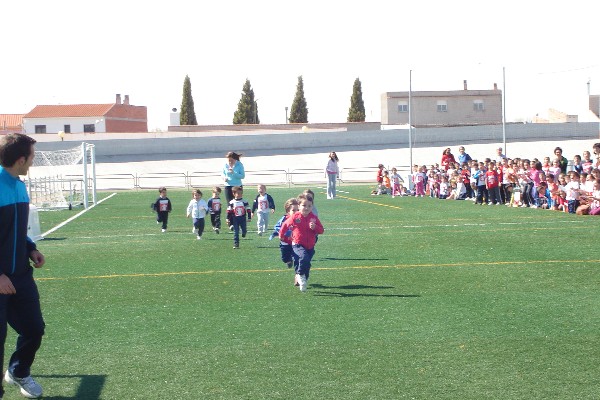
[186,189,209,240]
[207,186,222,234]
[252,184,276,236]
[269,198,299,268]
[226,186,252,249]
[279,194,324,292]
[153,187,172,232]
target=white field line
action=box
[41,193,118,238]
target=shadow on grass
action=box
[319,257,389,261]
[310,283,420,298]
[35,374,106,399]
[40,237,68,241]
[311,284,394,290]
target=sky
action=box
[2,0,599,131]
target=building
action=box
[381,81,502,126]
[22,94,148,134]
[0,114,24,133]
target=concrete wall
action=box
[33,122,599,163]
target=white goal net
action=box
[27,143,97,210]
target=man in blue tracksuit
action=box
[0,133,46,399]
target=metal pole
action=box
[502,66,507,157]
[409,69,413,169]
[285,106,288,124]
[90,144,97,205]
[82,142,89,209]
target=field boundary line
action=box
[41,193,118,238]
[35,258,600,281]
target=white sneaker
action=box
[161,229,166,233]
[297,274,307,292]
[196,235,202,240]
[5,370,43,398]
[192,228,197,234]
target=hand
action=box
[30,250,45,268]
[0,274,16,295]
[309,221,316,230]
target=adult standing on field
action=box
[222,152,245,229]
[457,146,472,165]
[325,151,339,199]
[0,133,45,399]
[554,147,569,174]
[440,148,456,171]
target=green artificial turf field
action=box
[8,185,600,399]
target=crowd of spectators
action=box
[378,143,600,216]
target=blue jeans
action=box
[292,244,315,279]
[232,216,248,245]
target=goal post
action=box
[27,142,97,210]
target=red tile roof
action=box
[0,114,23,129]
[24,104,115,118]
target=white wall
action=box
[23,117,105,134]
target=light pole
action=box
[285,106,288,124]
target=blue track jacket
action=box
[0,166,37,276]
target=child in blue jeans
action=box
[279,195,324,292]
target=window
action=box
[34,125,46,133]
[397,101,408,113]
[473,100,485,111]
[437,101,447,112]
[83,124,95,133]
[64,125,71,133]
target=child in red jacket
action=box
[279,194,324,292]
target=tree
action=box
[289,76,308,123]
[180,75,198,125]
[233,79,259,124]
[347,77,366,122]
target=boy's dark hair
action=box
[0,133,36,167]
[232,186,243,195]
[158,187,167,193]
[194,189,202,196]
[213,186,222,193]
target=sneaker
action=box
[215,228,220,234]
[161,229,166,233]
[286,261,293,268]
[242,232,246,238]
[258,231,263,236]
[294,275,299,286]
[5,370,43,398]
[297,274,307,292]
[233,243,239,249]
[229,225,234,231]
[196,235,202,240]
[192,228,197,234]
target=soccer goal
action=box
[27,142,97,210]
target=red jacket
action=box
[279,211,324,250]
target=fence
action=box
[90,165,413,191]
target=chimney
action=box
[116,94,121,104]
[463,80,468,90]
[124,95,130,105]
[493,83,498,90]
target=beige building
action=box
[381,81,502,126]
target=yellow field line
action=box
[35,259,600,282]
[336,194,402,209]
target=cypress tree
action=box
[180,75,198,125]
[289,76,308,123]
[233,79,259,124]
[347,77,366,122]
